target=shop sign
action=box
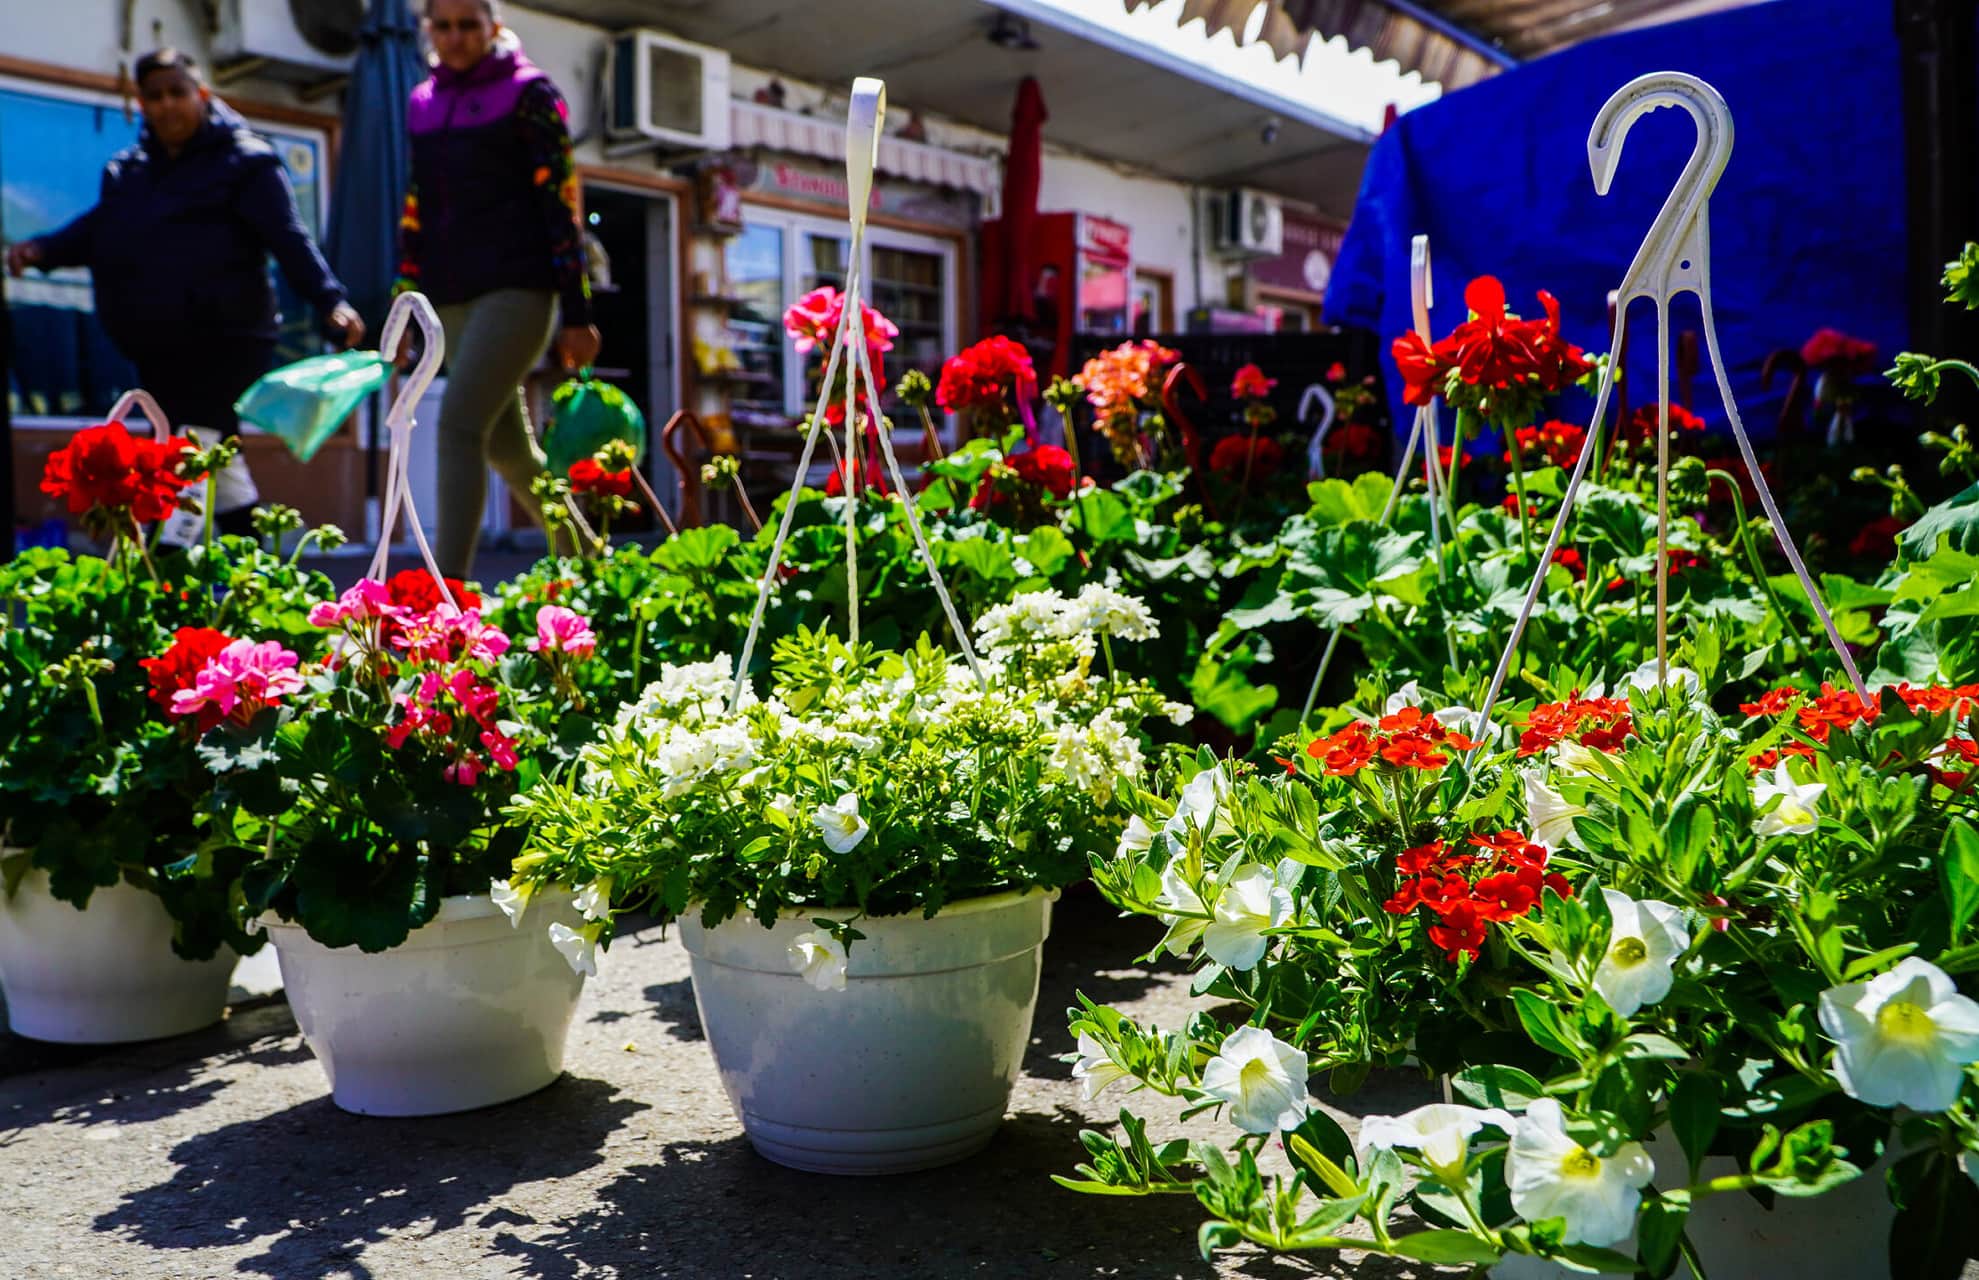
[1081,216,1131,267]
[1250,209,1346,296]
[736,157,979,228]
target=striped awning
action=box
[729,100,1000,195]
[1122,0,1764,92]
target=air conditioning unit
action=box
[1209,188,1285,260]
[608,30,732,151]
[212,0,362,79]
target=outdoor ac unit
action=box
[1209,189,1285,259]
[608,30,732,151]
[212,0,362,79]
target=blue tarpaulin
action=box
[1323,0,1906,442]
[324,0,426,335]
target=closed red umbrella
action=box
[1001,77,1048,323]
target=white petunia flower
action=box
[490,877,530,927]
[1592,890,1690,1017]
[1508,1097,1653,1246]
[1753,761,1825,837]
[1154,865,1211,958]
[787,929,848,992]
[1554,739,1605,776]
[1163,766,1230,842]
[1116,815,1154,859]
[1624,660,1702,701]
[767,793,800,823]
[1202,861,1300,971]
[573,877,612,923]
[548,922,599,977]
[812,792,870,854]
[1200,1026,1310,1134]
[1384,680,1423,715]
[1524,771,1588,851]
[1359,1103,1516,1182]
[1818,957,1979,1112]
[1071,1031,1132,1100]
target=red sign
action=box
[1081,215,1132,267]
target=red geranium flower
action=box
[568,458,634,498]
[1801,328,1878,379]
[1230,363,1277,400]
[1307,723,1376,776]
[1325,361,1347,383]
[936,336,1037,414]
[1551,547,1587,581]
[1323,422,1385,470]
[140,627,235,731]
[1797,682,1882,742]
[1208,435,1284,480]
[1379,732,1449,770]
[1006,445,1077,499]
[41,422,198,524]
[1391,331,1448,408]
[386,568,481,615]
[1507,421,1586,468]
[1849,515,1907,562]
[1625,402,1707,442]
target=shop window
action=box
[724,223,785,420]
[1,80,327,425]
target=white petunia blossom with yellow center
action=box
[1508,1098,1653,1246]
[548,922,601,977]
[1202,860,1301,971]
[1071,1032,1132,1100]
[1592,889,1690,1017]
[812,792,870,854]
[1359,1103,1515,1183]
[787,929,849,992]
[1200,1026,1310,1135]
[1818,957,1979,1112]
[1524,771,1588,851]
[1153,864,1211,959]
[1752,760,1825,838]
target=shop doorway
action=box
[579,182,680,507]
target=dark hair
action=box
[133,48,204,86]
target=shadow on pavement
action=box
[93,1074,647,1279]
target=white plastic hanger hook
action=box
[845,78,885,239]
[1409,234,1434,338]
[379,291,445,429]
[1301,383,1336,479]
[106,389,174,442]
[1589,71,1733,314]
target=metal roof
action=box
[1125,0,1769,90]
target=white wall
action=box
[0,0,310,108]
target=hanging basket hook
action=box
[379,291,446,431]
[1588,71,1734,315]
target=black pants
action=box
[129,340,275,535]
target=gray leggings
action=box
[434,288,561,578]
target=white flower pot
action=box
[1491,1132,1894,1280]
[264,892,587,1117]
[680,887,1057,1174]
[0,867,237,1043]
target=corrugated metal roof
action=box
[1126,0,1766,90]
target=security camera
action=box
[1260,117,1281,145]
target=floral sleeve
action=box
[514,79,592,327]
[391,180,422,297]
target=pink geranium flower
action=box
[527,606,597,659]
[480,729,521,772]
[444,752,484,787]
[307,579,398,629]
[169,639,304,725]
[449,670,501,728]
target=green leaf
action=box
[1669,1073,1722,1179]
[1287,1135,1359,1200]
[1386,1230,1502,1265]
[1942,819,1979,945]
[1637,1198,1689,1279]
[1452,1064,1547,1110]
[1546,1243,1646,1273]
[1512,989,1581,1060]
[1070,489,1136,545]
[1197,1221,1242,1260]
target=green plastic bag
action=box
[234,351,393,462]
[542,371,646,477]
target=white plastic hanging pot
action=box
[1490,1133,1893,1280]
[265,892,587,1117]
[680,888,1057,1174]
[0,866,237,1043]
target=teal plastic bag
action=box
[235,351,392,462]
[542,371,646,477]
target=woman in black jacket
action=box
[7,49,363,532]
